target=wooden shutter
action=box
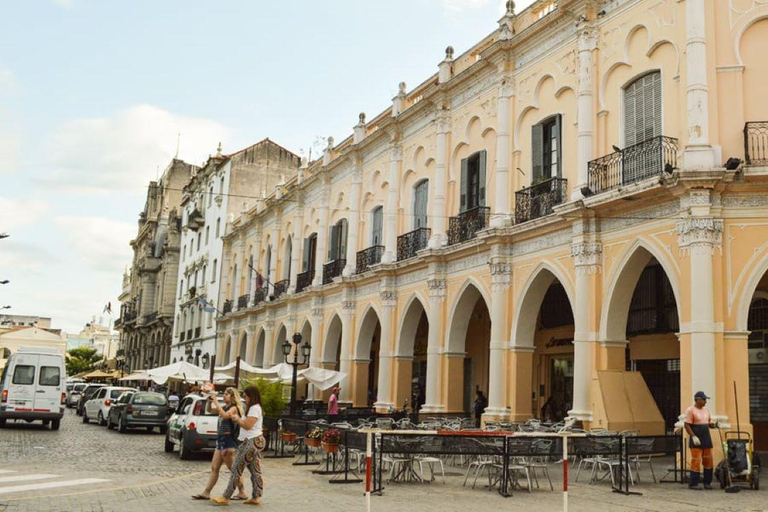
[308,235,317,275]
[554,115,562,178]
[414,181,428,228]
[531,123,544,183]
[302,237,310,272]
[328,224,338,260]
[624,71,661,147]
[460,158,468,212]
[372,207,383,245]
[478,150,487,206]
[339,220,348,261]
[625,83,637,147]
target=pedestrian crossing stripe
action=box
[0,477,109,495]
[0,474,58,484]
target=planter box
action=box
[306,437,322,448]
[281,432,298,444]
[322,442,339,454]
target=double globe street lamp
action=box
[282,332,311,416]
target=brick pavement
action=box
[0,411,765,512]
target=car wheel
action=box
[146,426,154,432]
[82,410,89,424]
[98,411,106,426]
[118,415,127,433]
[179,431,192,460]
[0,418,6,428]
[51,419,60,431]
[164,432,174,453]
[43,420,50,426]
[159,425,167,435]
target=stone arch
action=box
[396,293,429,357]
[735,11,768,66]
[446,279,492,353]
[356,304,381,360]
[736,247,768,332]
[223,334,233,364]
[273,324,289,366]
[238,330,248,361]
[254,328,266,367]
[323,314,343,369]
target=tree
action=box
[65,347,102,376]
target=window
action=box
[531,115,562,182]
[413,180,429,229]
[460,151,487,211]
[12,365,34,385]
[208,186,213,207]
[182,245,186,261]
[265,247,271,283]
[624,71,661,147]
[95,388,107,399]
[202,265,206,284]
[284,237,292,279]
[371,207,383,245]
[216,218,221,238]
[328,219,348,261]
[197,233,201,251]
[247,255,254,293]
[189,244,193,257]
[109,389,125,399]
[303,233,318,276]
[212,260,217,283]
[219,177,225,195]
[205,226,210,245]
[39,366,60,386]
[179,279,184,298]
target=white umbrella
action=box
[300,367,347,391]
[215,361,278,377]
[146,361,209,384]
[118,371,150,381]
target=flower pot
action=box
[281,432,298,444]
[306,437,322,448]
[322,442,339,454]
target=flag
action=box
[103,302,112,315]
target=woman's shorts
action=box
[217,435,238,451]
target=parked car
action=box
[0,347,65,430]
[76,384,106,416]
[108,391,169,433]
[67,383,87,408]
[83,386,135,425]
[164,394,220,459]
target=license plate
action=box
[141,410,157,416]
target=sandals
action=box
[231,496,247,501]
[191,494,209,500]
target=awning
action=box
[83,370,117,380]
[118,371,150,381]
[300,366,347,392]
[145,361,209,384]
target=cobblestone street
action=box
[1,411,766,511]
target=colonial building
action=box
[116,159,196,372]
[214,0,768,447]
[169,140,300,368]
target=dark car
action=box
[107,391,169,433]
[76,384,106,416]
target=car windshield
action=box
[133,394,167,405]
[109,389,129,399]
[73,384,86,392]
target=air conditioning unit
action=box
[749,348,767,365]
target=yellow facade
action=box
[216,0,768,448]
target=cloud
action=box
[441,0,492,11]
[53,216,135,274]
[0,197,48,230]
[40,105,230,194]
[0,242,56,275]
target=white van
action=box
[0,347,66,430]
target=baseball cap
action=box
[694,391,710,400]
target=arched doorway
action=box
[355,307,381,407]
[273,325,288,367]
[254,329,266,368]
[238,331,248,362]
[746,286,768,451]
[223,335,233,364]
[323,314,343,372]
[394,296,429,411]
[446,282,491,415]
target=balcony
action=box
[237,294,249,310]
[515,177,567,224]
[296,270,313,293]
[397,227,430,261]
[323,259,346,285]
[745,122,768,165]
[114,317,123,328]
[123,310,137,324]
[253,286,267,305]
[273,279,289,299]
[448,206,491,245]
[143,311,159,325]
[587,136,678,195]
[222,300,233,315]
[356,245,384,274]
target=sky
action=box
[0,0,536,334]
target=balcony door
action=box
[328,219,348,262]
[460,150,487,212]
[623,71,662,184]
[303,233,317,278]
[413,179,429,229]
[371,207,383,245]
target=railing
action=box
[194,327,201,339]
[323,259,346,284]
[745,121,768,165]
[237,294,249,310]
[143,311,158,324]
[448,206,491,245]
[273,279,289,299]
[296,270,313,293]
[397,227,430,261]
[114,317,123,328]
[587,136,678,194]
[356,245,384,274]
[123,310,137,323]
[222,300,233,315]
[515,177,567,224]
[179,331,185,342]
[253,287,268,305]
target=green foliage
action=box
[65,347,102,376]
[239,377,287,418]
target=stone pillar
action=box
[491,78,513,227]
[422,275,446,413]
[374,289,397,412]
[569,239,602,421]
[309,299,325,400]
[381,142,402,264]
[344,159,363,276]
[486,258,511,418]
[313,181,330,287]
[429,107,450,249]
[683,0,715,169]
[338,294,355,404]
[289,198,302,294]
[574,26,597,199]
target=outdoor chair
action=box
[629,438,657,483]
[376,418,395,430]
[524,439,555,491]
[489,455,532,493]
[414,435,446,484]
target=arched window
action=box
[624,71,661,147]
[413,179,429,229]
[284,236,292,279]
[371,207,383,245]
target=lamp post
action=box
[202,353,210,369]
[282,332,311,416]
[195,348,202,367]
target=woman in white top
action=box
[211,385,265,506]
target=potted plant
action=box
[305,428,323,448]
[321,428,342,454]
[280,428,298,444]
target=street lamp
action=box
[186,355,194,364]
[1,306,10,310]
[0,280,8,285]
[0,233,8,240]
[195,348,202,367]
[201,353,210,369]
[282,332,311,416]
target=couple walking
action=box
[191,386,266,506]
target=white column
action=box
[491,79,513,227]
[263,322,275,366]
[573,27,596,200]
[429,110,450,248]
[381,144,402,264]
[288,202,302,294]
[486,260,511,417]
[374,290,397,410]
[343,163,363,276]
[313,182,330,286]
[309,302,324,400]
[683,0,715,169]
[338,301,355,404]
[421,277,446,413]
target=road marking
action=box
[0,474,58,484]
[0,478,109,495]
[0,470,17,475]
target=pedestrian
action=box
[473,390,487,428]
[191,388,247,501]
[684,391,718,490]
[211,385,266,506]
[328,386,340,418]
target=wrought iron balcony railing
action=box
[222,300,233,315]
[356,245,384,274]
[296,270,313,293]
[237,294,249,310]
[397,227,430,261]
[123,310,137,323]
[448,206,491,245]
[114,317,123,328]
[143,311,158,325]
[515,177,567,224]
[745,122,768,165]
[587,136,678,195]
[323,259,346,284]
[253,287,267,305]
[273,279,289,299]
